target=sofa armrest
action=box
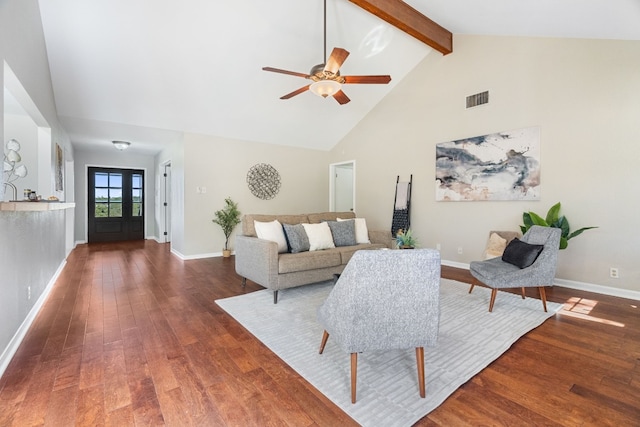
[368,230,393,248]
[235,235,279,289]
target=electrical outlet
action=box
[457,247,463,254]
[610,267,619,279]
[201,186,207,194]
[27,286,31,300]
[436,243,441,251]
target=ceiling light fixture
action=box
[261,0,390,104]
[309,80,341,98]
[112,140,131,150]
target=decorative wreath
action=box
[246,163,281,200]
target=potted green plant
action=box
[395,228,417,249]
[212,197,241,257]
[520,202,597,249]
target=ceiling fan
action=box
[262,0,391,105]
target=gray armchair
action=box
[317,249,441,403]
[469,225,561,312]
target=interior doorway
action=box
[329,160,355,212]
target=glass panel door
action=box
[88,167,144,242]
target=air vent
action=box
[466,91,489,108]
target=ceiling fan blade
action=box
[280,85,311,100]
[262,67,310,79]
[333,90,350,105]
[343,75,392,84]
[324,48,350,74]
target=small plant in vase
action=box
[212,197,241,257]
[396,229,417,249]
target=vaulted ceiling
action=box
[36,0,640,155]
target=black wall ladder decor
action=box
[391,174,412,237]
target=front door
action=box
[88,167,144,242]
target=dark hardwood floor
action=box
[0,240,638,426]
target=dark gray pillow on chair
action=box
[501,238,544,269]
[282,223,310,253]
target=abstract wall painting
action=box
[435,126,540,201]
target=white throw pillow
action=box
[338,217,370,244]
[254,220,288,253]
[302,222,336,251]
[484,232,507,259]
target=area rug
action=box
[216,279,562,426]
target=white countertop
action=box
[0,201,76,211]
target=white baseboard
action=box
[553,278,640,301]
[442,260,640,301]
[0,260,67,378]
[171,250,233,260]
[442,260,470,270]
[75,240,86,246]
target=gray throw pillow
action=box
[501,238,544,269]
[326,220,357,247]
[282,223,310,253]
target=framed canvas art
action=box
[435,126,540,201]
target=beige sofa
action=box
[235,211,392,303]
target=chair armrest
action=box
[234,235,279,289]
[368,230,393,248]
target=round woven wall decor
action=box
[246,163,281,200]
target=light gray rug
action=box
[216,279,562,426]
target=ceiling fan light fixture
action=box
[309,80,341,98]
[112,140,131,150]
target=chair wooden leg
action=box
[489,288,498,312]
[538,287,548,312]
[468,284,475,294]
[416,347,425,398]
[521,287,526,299]
[351,353,357,404]
[319,330,329,354]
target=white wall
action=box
[2,113,38,199]
[332,35,640,295]
[73,148,157,243]
[170,133,331,258]
[0,0,75,376]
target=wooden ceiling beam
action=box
[348,0,453,55]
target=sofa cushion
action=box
[278,249,342,273]
[254,220,288,253]
[242,214,309,237]
[326,220,357,247]
[307,211,355,223]
[282,223,310,253]
[338,217,370,244]
[302,222,336,251]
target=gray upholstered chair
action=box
[317,249,441,403]
[469,225,562,312]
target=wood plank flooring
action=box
[0,240,638,426]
